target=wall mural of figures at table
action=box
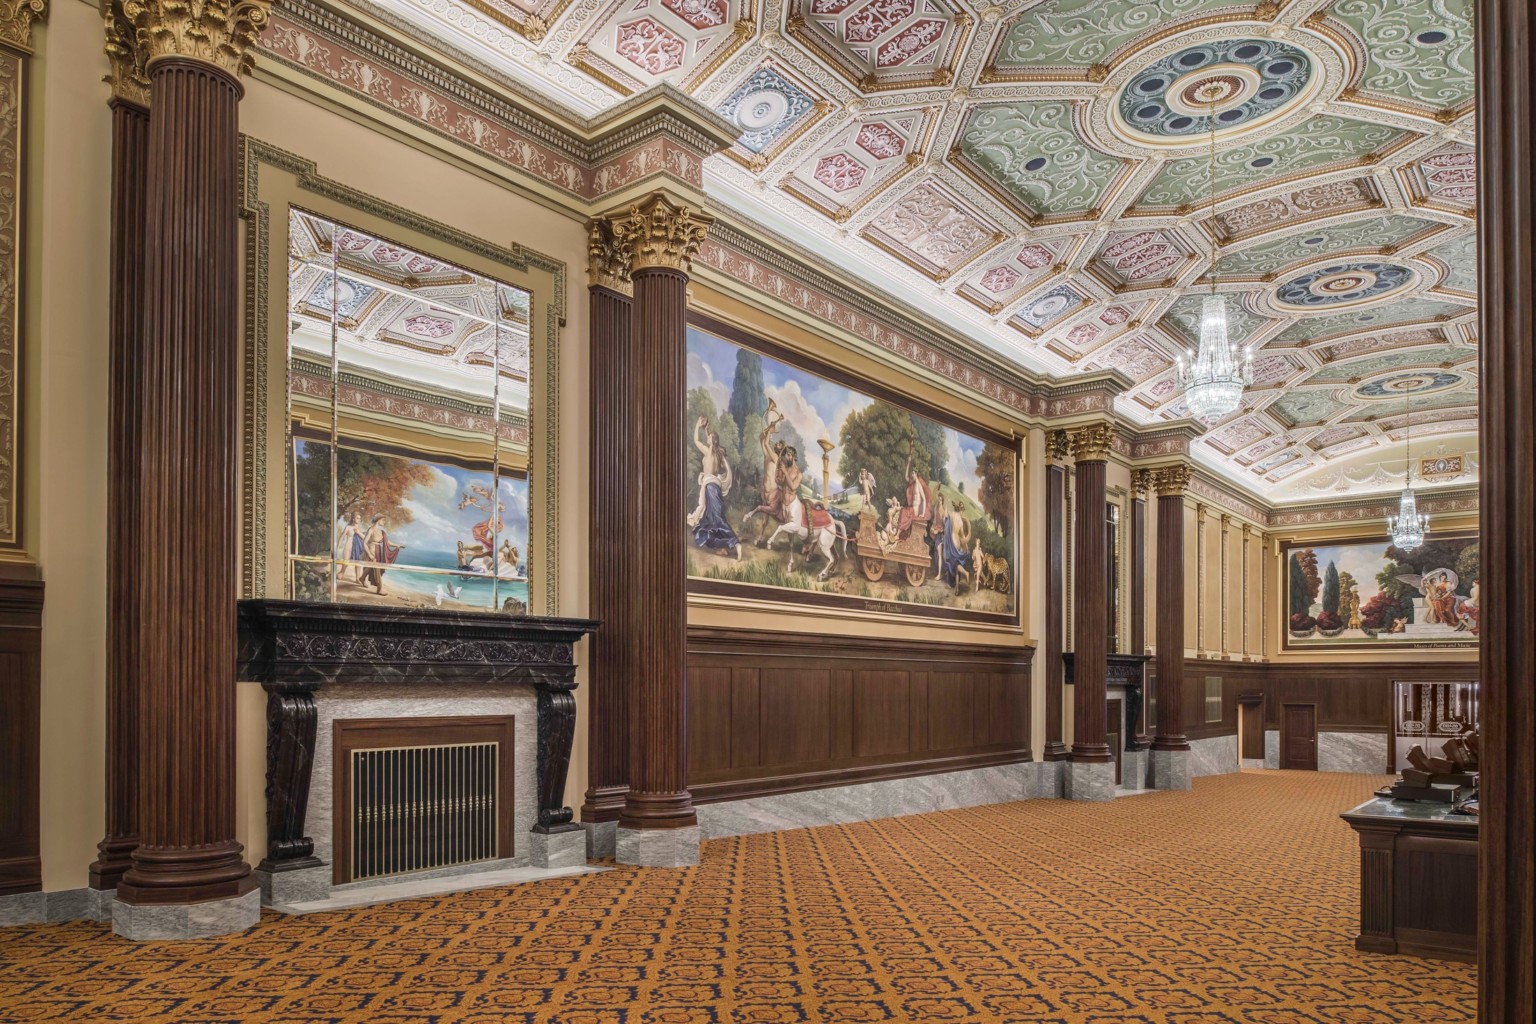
[1282,534,1479,649]
[685,324,1019,624]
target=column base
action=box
[112,888,261,941]
[1063,761,1116,802]
[616,825,701,867]
[84,887,119,923]
[253,864,330,907]
[581,821,618,860]
[1151,748,1193,791]
[529,829,589,869]
[1120,748,1150,791]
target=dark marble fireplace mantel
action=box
[237,599,598,877]
[1062,652,1152,752]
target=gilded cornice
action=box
[1152,463,1193,498]
[102,0,150,107]
[586,217,631,296]
[0,0,46,53]
[124,0,272,78]
[612,194,712,274]
[1068,422,1115,462]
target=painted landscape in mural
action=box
[685,328,1018,621]
[292,438,530,612]
[1284,535,1478,649]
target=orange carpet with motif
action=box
[0,771,1476,1023]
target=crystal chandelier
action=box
[1388,397,1428,550]
[1177,86,1252,424]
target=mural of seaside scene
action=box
[291,438,530,613]
[685,327,1018,621]
[1284,535,1478,649]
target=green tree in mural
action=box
[837,402,930,509]
[1322,561,1340,616]
[910,414,951,486]
[1295,547,1322,608]
[1288,551,1312,617]
[975,441,1016,538]
[1455,543,1480,593]
[333,449,434,529]
[727,348,766,439]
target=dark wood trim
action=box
[1071,456,1111,763]
[1477,0,1536,1009]
[1153,490,1188,751]
[0,574,43,897]
[1131,495,1146,657]
[332,715,515,885]
[1043,464,1068,760]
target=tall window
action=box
[286,210,533,613]
[1205,675,1224,723]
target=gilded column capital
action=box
[1046,428,1072,463]
[1152,463,1192,497]
[586,217,632,296]
[1131,468,1153,496]
[103,0,151,107]
[122,0,272,79]
[0,0,47,52]
[1220,513,1232,529]
[612,193,713,274]
[1196,503,1209,523]
[1067,422,1115,462]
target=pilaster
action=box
[1068,422,1113,772]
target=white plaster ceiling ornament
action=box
[332,0,1481,501]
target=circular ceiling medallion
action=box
[735,88,790,132]
[1272,262,1416,310]
[1354,370,1465,400]
[1117,38,1315,141]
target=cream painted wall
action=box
[24,0,114,890]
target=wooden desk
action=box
[1341,796,1478,963]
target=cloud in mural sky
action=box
[947,431,984,496]
[687,351,730,415]
[392,465,466,550]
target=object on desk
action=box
[1389,782,1472,803]
[1456,799,1479,816]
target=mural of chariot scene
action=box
[1283,535,1479,649]
[685,326,1018,623]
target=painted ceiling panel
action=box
[1326,0,1474,111]
[1213,214,1439,277]
[1271,299,1471,344]
[993,0,1243,71]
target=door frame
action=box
[1279,701,1319,772]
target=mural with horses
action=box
[685,325,1019,624]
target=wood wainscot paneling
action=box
[0,575,43,896]
[1181,659,1267,741]
[686,626,1033,803]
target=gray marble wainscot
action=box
[1189,734,1239,777]
[1264,730,1280,769]
[1318,732,1390,773]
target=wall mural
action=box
[685,324,1019,624]
[1282,534,1478,649]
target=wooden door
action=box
[1240,701,1264,761]
[1107,698,1123,785]
[1281,703,1318,770]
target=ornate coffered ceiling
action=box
[344,0,1477,502]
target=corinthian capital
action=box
[1067,422,1115,462]
[122,0,271,79]
[103,0,150,107]
[1153,463,1192,497]
[612,194,713,274]
[0,0,47,52]
[586,217,632,296]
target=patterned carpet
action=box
[1,771,1476,1023]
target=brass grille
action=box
[348,741,500,882]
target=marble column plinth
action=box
[1152,749,1192,791]
[1064,761,1116,802]
[582,821,618,860]
[1120,749,1150,791]
[616,825,701,867]
[253,864,330,907]
[112,889,261,941]
[529,830,588,869]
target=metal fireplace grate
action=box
[348,740,501,882]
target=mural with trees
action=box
[685,326,1018,623]
[1283,534,1479,649]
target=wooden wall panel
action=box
[0,577,43,897]
[687,626,1034,803]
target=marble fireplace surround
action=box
[237,600,598,902]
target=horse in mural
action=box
[762,495,849,581]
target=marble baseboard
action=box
[1190,734,1239,778]
[0,891,45,927]
[529,830,587,869]
[269,864,603,915]
[697,761,1049,840]
[112,889,262,941]
[582,821,617,860]
[255,864,331,906]
[1064,760,1116,802]
[1318,732,1389,773]
[1151,749,1192,791]
[1264,730,1280,770]
[0,888,114,927]
[616,825,701,868]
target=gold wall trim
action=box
[238,138,566,614]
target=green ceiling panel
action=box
[959,102,1124,217]
[1304,344,1475,384]
[995,0,1239,69]
[1162,293,1272,347]
[1272,298,1471,343]
[1269,391,1353,427]
[1328,0,1474,110]
[1427,233,1478,293]
[1345,388,1477,420]
[1134,116,1406,210]
[1214,215,1436,277]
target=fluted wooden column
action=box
[581,220,633,833]
[1043,435,1068,761]
[612,195,711,842]
[1130,469,1150,748]
[91,4,150,894]
[116,1,270,916]
[1152,464,1191,752]
[1069,424,1113,764]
